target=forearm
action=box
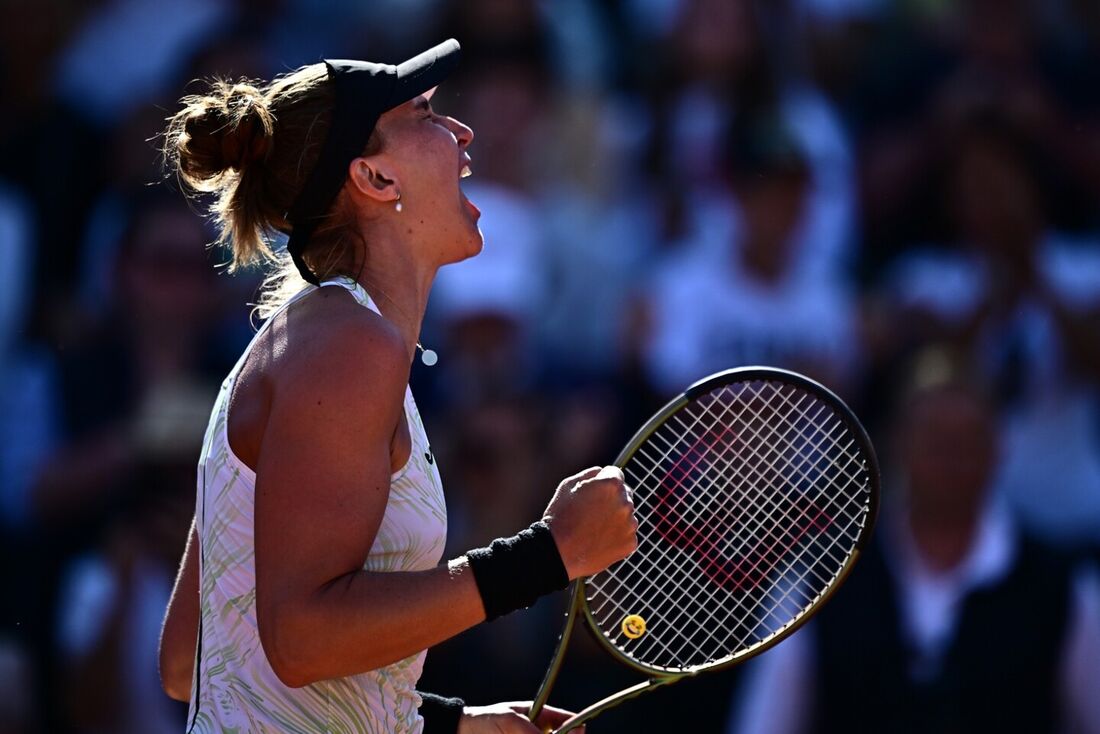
[263,557,486,687]
[256,463,630,689]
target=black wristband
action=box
[418,691,465,733]
[466,521,570,621]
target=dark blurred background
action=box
[1,0,1099,732]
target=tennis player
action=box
[157,39,638,733]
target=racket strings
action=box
[634,387,864,534]
[662,397,862,544]
[630,386,860,591]
[594,407,840,664]
[646,387,862,647]
[599,429,851,660]
[646,383,864,648]
[633,431,844,599]
[585,380,873,672]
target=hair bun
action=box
[168,80,275,187]
[221,85,273,171]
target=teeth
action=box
[460,165,472,179]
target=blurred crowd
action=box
[1,0,1099,732]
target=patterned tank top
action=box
[188,277,447,733]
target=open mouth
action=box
[459,157,480,219]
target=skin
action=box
[159,92,632,732]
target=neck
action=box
[351,225,438,363]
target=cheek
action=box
[402,129,459,188]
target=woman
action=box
[157,39,638,734]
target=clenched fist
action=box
[543,466,639,580]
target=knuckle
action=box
[598,480,618,497]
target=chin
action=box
[468,225,485,255]
[442,227,484,266]
[461,220,485,257]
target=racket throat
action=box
[529,581,584,723]
[552,676,682,734]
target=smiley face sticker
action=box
[622,614,647,640]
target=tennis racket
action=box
[528,366,880,733]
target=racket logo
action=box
[654,425,835,593]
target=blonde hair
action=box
[163,64,382,318]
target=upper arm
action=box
[160,517,199,701]
[253,314,410,651]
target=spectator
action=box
[56,470,192,733]
[641,112,860,396]
[855,0,1100,274]
[729,353,1100,734]
[25,190,233,731]
[645,0,857,272]
[883,114,1100,547]
[1,1,1098,730]
[31,189,231,532]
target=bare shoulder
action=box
[267,287,410,410]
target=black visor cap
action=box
[286,39,461,284]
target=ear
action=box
[347,154,401,205]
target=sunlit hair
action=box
[162,64,381,318]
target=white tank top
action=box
[187,277,447,733]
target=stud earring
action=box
[395,193,403,213]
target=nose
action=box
[445,116,474,149]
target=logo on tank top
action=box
[425,446,434,464]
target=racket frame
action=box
[530,366,880,733]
